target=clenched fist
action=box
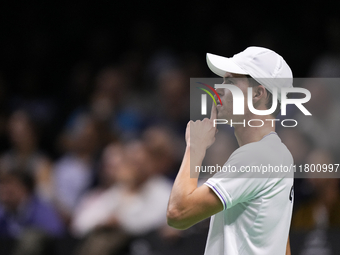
[185,103,218,151]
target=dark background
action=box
[0,1,340,255]
[1,0,340,156]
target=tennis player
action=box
[167,47,294,255]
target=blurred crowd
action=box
[0,2,340,254]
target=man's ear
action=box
[253,85,267,101]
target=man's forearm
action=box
[167,145,205,219]
[167,110,218,229]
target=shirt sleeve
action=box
[204,145,268,210]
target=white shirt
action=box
[204,132,294,255]
[71,175,172,236]
[53,154,93,213]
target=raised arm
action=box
[167,104,223,229]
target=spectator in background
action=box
[295,79,340,158]
[0,110,53,202]
[71,138,173,255]
[291,149,340,230]
[70,142,125,237]
[309,17,340,82]
[142,125,182,177]
[152,68,190,135]
[279,128,312,167]
[67,65,145,142]
[90,65,144,141]
[0,170,64,255]
[53,113,101,226]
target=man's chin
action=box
[216,111,228,120]
[216,112,233,125]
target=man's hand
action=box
[186,102,217,150]
[167,102,223,230]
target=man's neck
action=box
[234,116,276,147]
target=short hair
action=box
[246,75,281,117]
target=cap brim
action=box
[206,53,248,77]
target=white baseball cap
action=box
[206,46,293,102]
